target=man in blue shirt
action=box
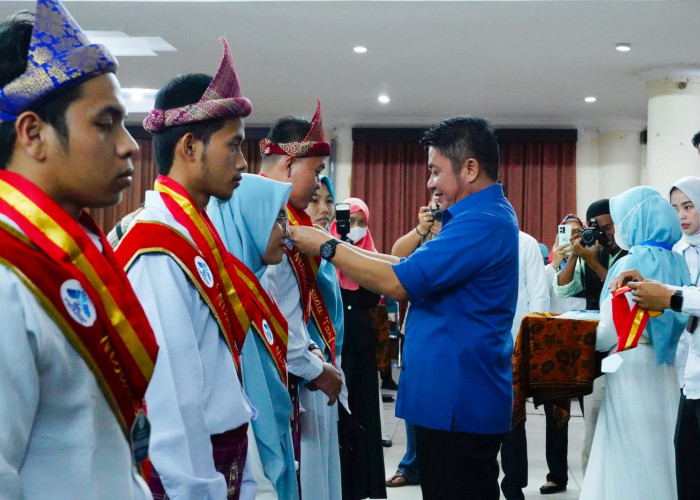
[290,115,519,499]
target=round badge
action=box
[194,256,215,288]
[60,279,96,327]
[262,319,274,345]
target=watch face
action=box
[320,242,333,259]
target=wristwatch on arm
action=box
[320,239,341,261]
[670,289,684,312]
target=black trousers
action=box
[543,403,568,486]
[415,425,503,500]
[675,394,700,500]
[500,421,527,500]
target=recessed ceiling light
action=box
[121,88,158,113]
[378,95,390,104]
[616,43,631,52]
[85,31,176,57]
[353,46,368,54]
[584,96,597,103]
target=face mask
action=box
[348,226,367,244]
[614,225,629,251]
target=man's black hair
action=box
[261,116,312,161]
[151,74,227,175]
[692,130,700,149]
[0,12,82,169]
[420,115,500,182]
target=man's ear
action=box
[283,156,294,180]
[14,111,48,162]
[460,157,480,183]
[175,133,200,164]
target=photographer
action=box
[391,196,442,258]
[554,199,627,311]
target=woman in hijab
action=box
[329,198,387,500]
[580,186,689,500]
[671,176,700,285]
[299,175,345,500]
[208,174,298,500]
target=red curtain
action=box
[350,131,429,254]
[350,128,577,253]
[499,130,577,245]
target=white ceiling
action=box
[2,0,700,130]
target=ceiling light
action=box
[121,88,158,113]
[616,43,631,52]
[378,95,390,104]
[85,31,176,57]
[353,46,368,54]
[584,96,597,103]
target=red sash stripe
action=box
[286,203,337,362]
[611,286,656,352]
[0,170,158,436]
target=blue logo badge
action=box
[194,256,214,288]
[285,238,293,250]
[60,279,96,327]
[262,319,274,345]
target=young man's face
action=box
[198,117,246,201]
[288,156,325,210]
[46,73,139,212]
[594,213,620,253]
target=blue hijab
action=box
[603,186,689,364]
[206,174,297,498]
[207,173,291,280]
[310,175,345,359]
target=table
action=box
[512,312,600,428]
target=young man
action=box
[0,1,158,498]
[259,104,344,500]
[115,39,256,499]
[291,116,519,500]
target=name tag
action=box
[130,409,151,464]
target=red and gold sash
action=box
[611,286,662,352]
[0,170,158,438]
[117,220,289,383]
[124,176,288,380]
[286,203,337,361]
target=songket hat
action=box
[143,37,252,133]
[260,100,332,158]
[0,0,117,122]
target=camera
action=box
[335,203,351,241]
[429,204,443,223]
[580,219,607,247]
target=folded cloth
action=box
[512,313,599,428]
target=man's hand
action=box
[417,206,434,235]
[627,280,673,311]
[289,225,333,256]
[307,362,342,405]
[570,232,599,264]
[608,270,645,291]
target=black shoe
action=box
[381,378,399,390]
[382,434,392,447]
[539,482,566,494]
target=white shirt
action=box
[127,192,255,499]
[264,256,324,381]
[512,231,550,339]
[0,216,150,500]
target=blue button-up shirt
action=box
[393,184,519,434]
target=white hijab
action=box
[672,176,700,283]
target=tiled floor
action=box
[380,386,584,500]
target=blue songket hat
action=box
[0,0,117,122]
